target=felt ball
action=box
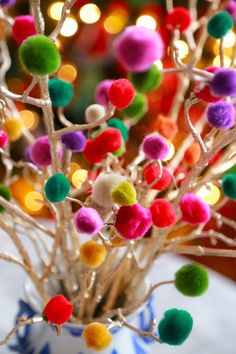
[12,16,37,45]
[0,130,8,148]
[95,80,114,107]
[156,115,178,140]
[19,35,61,76]
[180,193,211,225]
[129,64,163,93]
[107,118,128,141]
[61,131,86,152]
[96,128,123,154]
[45,173,70,203]
[74,207,103,235]
[206,102,235,131]
[112,181,137,206]
[166,7,192,33]
[222,173,236,199]
[43,295,73,325]
[144,165,172,190]
[83,322,112,351]
[121,93,148,120]
[83,139,104,164]
[142,134,169,160]
[183,142,201,167]
[194,66,223,103]
[92,173,126,207]
[207,12,233,39]
[158,309,193,345]
[3,118,22,142]
[0,0,15,7]
[48,78,73,108]
[226,1,236,21]
[114,26,164,72]
[175,263,209,297]
[0,184,11,213]
[108,79,135,110]
[85,104,106,123]
[30,136,62,168]
[150,199,176,228]
[115,203,152,240]
[80,240,107,268]
[209,68,236,97]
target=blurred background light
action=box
[48,2,64,21]
[79,3,101,24]
[136,14,157,30]
[60,17,78,37]
[58,64,78,83]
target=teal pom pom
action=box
[49,78,73,107]
[175,263,209,296]
[158,309,193,346]
[0,184,11,213]
[45,173,70,203]
[207,12,233,39]
[108,118,128,141]
[222,173,236,199]
[121,93,148,120]
[129,65,163,93]
[19,35,61,76]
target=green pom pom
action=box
[158,309,193,346]
[113,143,126,157]
[112,181,136,206]
[19,35,61,76]
[129,65,163,93]
[48,78,73,107]
[0,184,11,213]
[108,118,129,141]
[45,173,70,203]
[222,173,236,199]
[228,164,236,175]
[207,12,233,39]
[175,263,209,297]
[121,93,148,120]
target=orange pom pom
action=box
[83,322,112,351]
[183,142,201,167]
[80,241,107,268]
[156,115,178,141]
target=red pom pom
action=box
[180,193,211,225]
[0,130,9,148]
[150,199,176,227]
[194,67,223,103]
[144,165,172,190]
[43,294,73,325]
[166,7,191,33]
[96,128,123,153]
[12,15,37,45]
[108,79,135,109]
[83,139,104,164]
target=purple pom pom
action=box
[61,132,86,152]
[74,207,103,235]
[210,68,236,97]
[30,136,62,168]
[226,1,236,21]
[0,0,15,7]
[206,102,235,130]
[114,26,164,72]
[95,80,114,107]
[142,134,169,160]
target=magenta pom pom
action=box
[0,0,15,7]
[114,26,164,72]
[0,130,9,148]
[95,80,114,107]
[210,68,236,97]
[30,136,62,168]
[180,193,211,225]
[226,1,236,21]
[61,132,86,152]
[13,16,37,45]
[74,207,103,235]
[206,102,235,130]
[142,134,169,160]
[114,204,152,240]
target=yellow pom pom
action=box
[72,169,88,189]
[111,181,136,206]
[3,119,23,142]
[83,322,112,351]
[80,241,106,268]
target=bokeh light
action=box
[104,9,128,34]
[58,64,78,83]
[24,191,44,212]
[213,55,231,67]
[68,162,81,181]
[48,2,64,21]
[20,110,38,130]
[79,3,101,24]
[136,15,157,30]
[197,183,221,206]
[60,17,78,37]
[163,142,175,161]
[72,169,88,189]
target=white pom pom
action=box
[85,104,106,123]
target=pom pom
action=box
[142,134,169,160]
[108,79,135,110]
[175,263,209,297]
[112,181,137,206]
[83,322,112,351]
[43,295,73,325]
[222,173,236,199]
[74,207,103,235]
[166,7,192,33]
[95,80,114,107]
[155,115,178,141]
[48,78,73,107]
[180,193,211,225]
[158,309,193,345]
[85,104,106,123]
[183,142,201,167]
[83,139,104,164]
[45,173,70,203]
[226,1,236,21]
[61,131,86,152]
[12,16,37,45]
[129,64,163,93]
[121,93,148,120]
[114,26,164,72]
[107,118,128,141]
[144,165,172,190]
[207,12,233,39]
[115,203,152,240]
[0,0,15,7]
[206,102,235,130]
[80,240,107,268]
[0,184,11,213]
[194,66,223,102]
[19,35,61,76]
[210,68,236,97]
[96,128,123,154]
[3,118,22,142]
[92,173,125,207]
[150,199,176,228]
[0,130,8,148]
[30,136,62,168]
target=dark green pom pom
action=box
[158,309,193,346]
[45,173,70,203]
[207,12,233,39]
[175,263,209,297]
[107,118,128,141]
[222,173,236,199]
[129,65,163,93]
[121,93,148,120]
[0,184,11,213]
[19,35,61,76]
[49,78,73,107]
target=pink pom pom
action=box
[30,136,62,168]
[150,199,176,228]
[0,130,9,148]
[180,193,211,225]
[12,16,37,45]
[142,134,169,160]
[74,207,103,235]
